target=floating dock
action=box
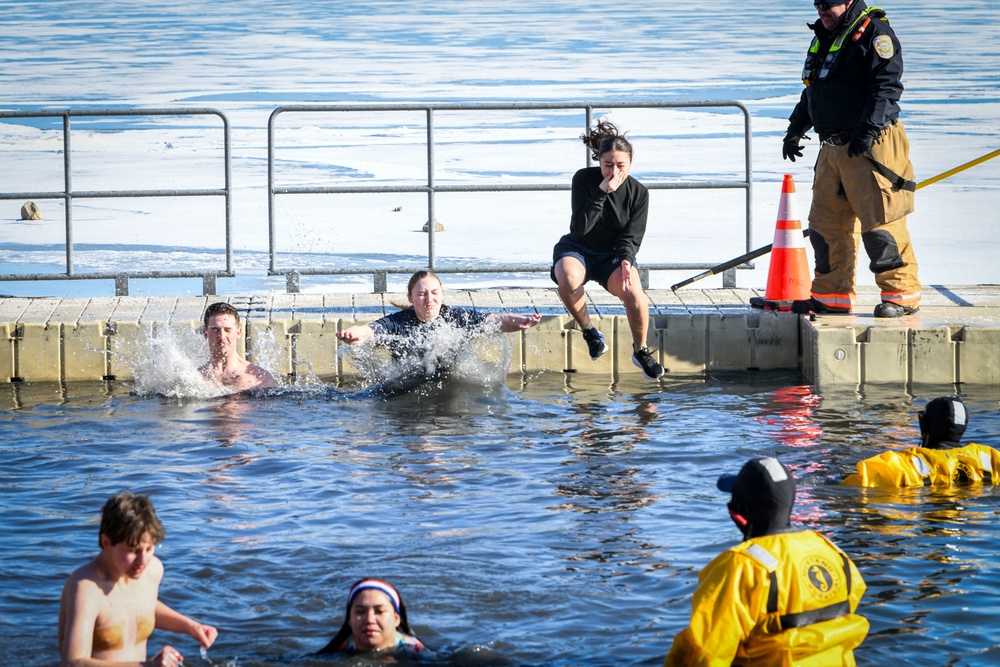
[2,285,999,385]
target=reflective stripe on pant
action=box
[808,122,921,309]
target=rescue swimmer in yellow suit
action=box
[664,457,868,667]
[842,396,1000,487]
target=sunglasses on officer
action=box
[813,1,849,10]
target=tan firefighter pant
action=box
[807,121,921,310]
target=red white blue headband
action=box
[349,579,401,614]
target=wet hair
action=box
[580,120,633,162]
[390,270,443,310]
[318,578,416,654]
[407,270,442,296]
[99,491,166,548]
[203,301,240,329]
[918,396,968,449]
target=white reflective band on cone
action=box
[772,229,807,249]
[777,196,799,222]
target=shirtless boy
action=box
[58,492,217,667]
[199,302,277,390]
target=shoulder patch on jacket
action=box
[873,34,894,59]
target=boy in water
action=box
[58,491,217,667]
[199,302,277,390]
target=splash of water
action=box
[200,646,239,667]
[346,318,514,392]
[115,323,289,399]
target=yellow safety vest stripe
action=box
[803,7,887,85]
[745,542,854,630]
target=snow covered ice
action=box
[1,0,998,297]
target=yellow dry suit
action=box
[664,530,868,667]
[841,443,1000,487]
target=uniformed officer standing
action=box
[784,0,921,318]
[664,458,869,666]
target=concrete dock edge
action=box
[5,286,1000,385]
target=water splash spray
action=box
[114,323,292,399]
[200,645,238,667]
[345,319,514,393]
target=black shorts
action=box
[550,234,626,290]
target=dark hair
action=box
[387,270,445,310]
[581,120,633,162]
[203,301,241,329]
[318,578,416,654]
[99,492,166,548]
[406,270,441,296]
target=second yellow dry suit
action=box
[842,443,1000,487]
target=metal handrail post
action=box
[223,114,233,275]
[267,110,278,274]
[426,107,436,270]
[743,107,754,256]
[63,114,74,275]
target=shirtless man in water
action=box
[58,492,218,667]
[199,302,276,390]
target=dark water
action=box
[2,373,1000,666]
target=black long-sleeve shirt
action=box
[568,166,649,266]
[788,0,904,139]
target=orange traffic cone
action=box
[750,174,811,311]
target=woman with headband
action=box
[318,578,430,658]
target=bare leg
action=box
[606,265,649,349]
[554,256,592,328]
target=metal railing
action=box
[0,108,233,295]
[268,101,753,292]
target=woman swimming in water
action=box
[336,270,540,393]
[318,578,430,658]
[336,269,540,358]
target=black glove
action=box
[782,132,809,162]
[847,129,876,157]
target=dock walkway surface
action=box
[2,285,999,386]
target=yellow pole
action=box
[670,146,1000,290]
[917,147,1000,190]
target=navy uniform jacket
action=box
[788,0,904,140]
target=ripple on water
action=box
[3,376,1000,665]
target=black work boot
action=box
[874,302,919,318]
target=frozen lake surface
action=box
[1,0,999,296]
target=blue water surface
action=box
[2,374,1000,666]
